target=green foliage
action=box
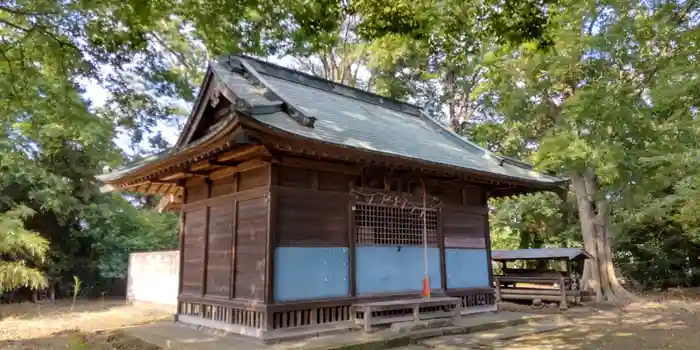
[71,275,82,310]
[3,0,700,295]
[0,1,179,298]
[0,206,48,292]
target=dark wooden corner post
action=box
[438,206,447,292]
[229,172,239,301]
[201,178,212,297]
[264,165,277,331]
[176,180,188,317]
[348,178,357,298]
[484,190,494,289]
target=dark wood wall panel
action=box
[186,181,209,203]
[235,197,268,300]
[318,171,353,192]
[276,166,312,188]
[438,182,463,205]
[239,166,270,191]
[210,176,236,197]
[276,191,349,247]
[463,185,485,206]
[205,202,234,298]
[182,208,207,294]
[443,206,487,248]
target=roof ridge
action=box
[223,54,422,117]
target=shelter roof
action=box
[491,248,593,261]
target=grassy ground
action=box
[0,299,172,349]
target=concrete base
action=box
[123,311,554,350]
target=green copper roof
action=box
[212,56,566,187]
[98,55,566,189]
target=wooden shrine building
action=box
[98,55,567,340]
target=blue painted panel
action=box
[356,246,441,294]
[274,247,349,302]
[445,248,490,288]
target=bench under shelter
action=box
[491,248,592,309]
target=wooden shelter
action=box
[491,248,592,308]
[98,55,567,340]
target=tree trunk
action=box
[571,170,636,302]
[571,172,604,301]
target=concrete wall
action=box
[127,250,179,306]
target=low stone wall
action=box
[127,250,179,308]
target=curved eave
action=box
[238,114,568,194]
[97,115,241,187]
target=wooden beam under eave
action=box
[183,169,210,176]
[147,182,162,194]
[208,158,269,180]
[190,159,212,171]
[160,172,189,181]
[216,145,267,162]
[273,156,361,175]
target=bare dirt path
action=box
[4,293,700,349]
[0,299,172,349]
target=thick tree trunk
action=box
[571,169,634,302]
[571,172,604,301]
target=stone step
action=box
[395,317,569,349]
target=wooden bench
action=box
[353,297,462,332]
[495,276,581,309]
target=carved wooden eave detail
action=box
[237,119,566,194]
[234,58,316,128]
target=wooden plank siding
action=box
[276,191,349,247]
[235,197,268,300]
[442,206,487,249]
[205,202,235,297]
[179,163,271,302]
[182,208,206,295]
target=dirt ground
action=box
[491,289,700,350]
[0,299,172,349]
[5,292,700,349]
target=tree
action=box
[0,206,48,292]
[480,0,700,300]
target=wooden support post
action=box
[177,181,187,298]
[413,304,420,322]
[559,276,568,310]
[201,179,212,297]
[363,306,371,333]
[438,207,447,291]
[495,276,502,303]
[348,180,357,297]
[453,299,462,323]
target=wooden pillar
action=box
[201,179,212,297]
[348,179,357,297]
[265,171,277,305]
[438,207,447,291]
[229,173,239,300]
[177,181,188,299]
[559,276,568,310]
[484,212,494,288]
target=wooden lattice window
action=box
[355,203,439,245]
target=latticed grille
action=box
[355,203,439,245]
